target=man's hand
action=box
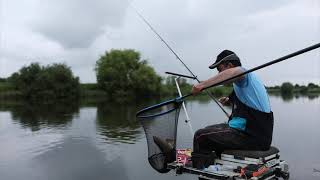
[192,84,204,95]
[219,97,231,106]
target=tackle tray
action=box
[216,146,280,167]
[168,146,289,180]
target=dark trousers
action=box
[193,123,266,156]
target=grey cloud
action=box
[130,0,295,55]
[32,0,128,49]
[126,0,319,84]
[1,0,319,84]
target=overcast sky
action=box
[0,0,319,85]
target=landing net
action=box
[136,99,182,173]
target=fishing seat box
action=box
[169,147,288,180]
[216,146,280,167]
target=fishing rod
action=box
[137,43,320,118]
[129,2,230,118]
[179,42,320,100]
[136,43,320,117]
[165,72,196,80]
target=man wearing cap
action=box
[192,50,274,157]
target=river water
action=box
[0,95,319,180]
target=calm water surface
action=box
[0,95,319,180]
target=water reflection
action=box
[306,94,320,100]
[96,102,143,144]
[268,92,319,102]
[189,96,212,104]
[0,95,319,180]
[0,100,80,131]
[0,99,150,144]
[30,137,131,180]
[280,92,294,102]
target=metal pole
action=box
[175,77,194,135]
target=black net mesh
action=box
[136,99,182,173]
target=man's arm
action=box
[192,67,245,95]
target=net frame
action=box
[136,98,183,118]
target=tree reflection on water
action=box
[269,92,320,102]
[95,101,143,144]
[0,100,80,131]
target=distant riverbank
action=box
[1,82,319,101]
[1,50,318,103]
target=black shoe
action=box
[191,151,217,169]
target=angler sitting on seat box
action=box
[192,50,274,157]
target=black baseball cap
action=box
[209,50,240,69]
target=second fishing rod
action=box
[180,42,320,100]
[136,42,320,116]
[130,2,230,117]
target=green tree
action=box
[0,78,6,82]
[164,76,191,94]
[8,63,80,100]
[7,72,20,89]
[280,82,294,94]
[95,49,162,100]
[299,85,308,94]
[307,83,318,89]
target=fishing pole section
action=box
[139,43,320,113]
[129,2,230,118]
[180,42,320,100]
[165,71,195,136]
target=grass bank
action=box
[2,82,320,101]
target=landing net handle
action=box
[167,72,194,135]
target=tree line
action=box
[1,49,319,102]
[267,82,320,95]
[0,49,192,102]
[3,63,80,101]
